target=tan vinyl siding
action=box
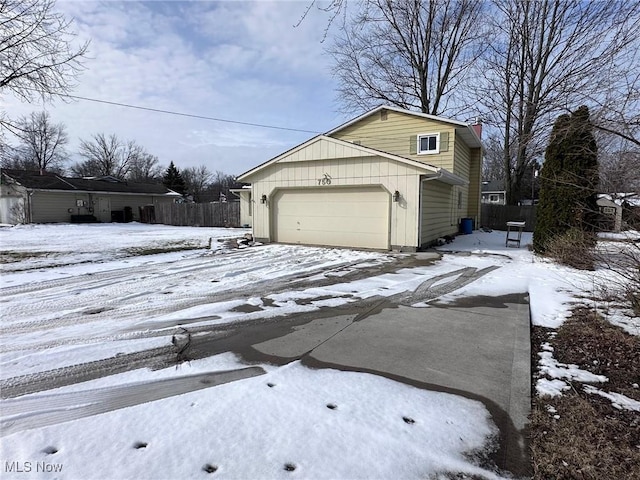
[452,132,471,227]
[30,192,174,223]
[330,110,456,171]
[467,147,482,223]
[31,192,91,223]
[249,155,422,249]
[453,131,471,178]
[420,181,459,245]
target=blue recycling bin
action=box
[461,218,473,234]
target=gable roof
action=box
[237,135,467,185]
[1,169,180,196]
[481,180,505,192]
[326,105,482,149]
[598,192,640,207]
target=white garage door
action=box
[273,187,390,250]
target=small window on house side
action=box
[489,194,499,203]
[458,191,463,208]
[417,133,439,154]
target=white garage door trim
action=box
[272,186,390,250]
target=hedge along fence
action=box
[481,204,537,232]
[153,202,241,227]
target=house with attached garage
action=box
[236,105,483,251]
[0,169,181,225]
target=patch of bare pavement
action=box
[0,251,531,478]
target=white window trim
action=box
[417,133,440,155]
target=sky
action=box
[3,1,350,177]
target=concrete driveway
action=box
[181,254,532,478]
[1,248,531,477]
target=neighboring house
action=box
[621,193,640,230]
[236,105,482,251]
[597,195,623,232]
[0,169,181,224]
[481,180,506,205]
[597,193,640,232]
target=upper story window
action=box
[417,133,440,154]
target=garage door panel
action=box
[273,187,390,250]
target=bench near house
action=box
[236,105,483,251]
[0,169,181,224]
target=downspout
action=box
[27,190,34,224]
[417,170,444,248]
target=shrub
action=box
[543,228,596,270]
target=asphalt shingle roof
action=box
[1,169,178,196]
[481,180,505,192]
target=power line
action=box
[60,93,322,135]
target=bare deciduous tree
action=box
[182,165,213,202]
[479,0,640,204]
[205,170,238,203]
[12,111,68,172]
[314,1,640,204]
[481,132,507,183]
[73,133,149,180]
[0,0,89,131]
[598,149,640,195]
[587,49,640,149]
[329,0,487,115]
[127,153,162,183]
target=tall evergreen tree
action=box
[568,106,599,235]
[162,161,186,195]
[534,114,571,253]
[534,106,599,253]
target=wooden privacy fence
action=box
[481,204,536,232]
[152,202,241,227]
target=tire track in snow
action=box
[1,366,266,435]
[1,261,502,399]
[1,249,391,337]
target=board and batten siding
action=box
[330,109,457,171]
[248,155,423,250]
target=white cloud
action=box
[4,1,345,174]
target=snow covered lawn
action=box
[1,223,638,479]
